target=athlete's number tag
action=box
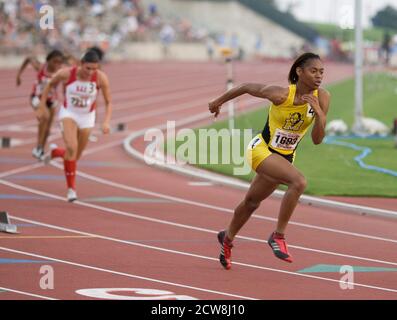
[271,129,301,151]
[307,104,315,117]
[71,95,89,109]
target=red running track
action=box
[0,60,397,300]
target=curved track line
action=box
[123,119,397,219]
[2,179,397,268]
[3,155,396,245]
[6,121,397,245]
[49,162,397,245]
[2,219,397,295]
[0,247,256,300]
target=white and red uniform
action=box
[59,67,99,129]
[31,64,58,109]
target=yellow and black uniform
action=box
[247,84,318,170]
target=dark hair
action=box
[87,46,104,61]
[46,49,64,62]
[81,50,100,63]
[288,52,321,84]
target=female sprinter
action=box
[16,50,65,159]
[208,52,331,269]
[37,50,112,202]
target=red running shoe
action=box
[217,230,233,270]
[267,232,293,263]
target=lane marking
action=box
[0,286,57,300]
[188,182,214,187]
[0,194,51,200]
[84,197,172,203]
[0,247,257,300]
[8,175,64,181]
[0,83,231,129]
[124,129,397,219]
[1,98,396,270]
[0,157,34,164]
[0,235,94,239]
[298,264,397,273]
[0,162,43,179]
[2,179,397,267]
[49,162,397,246]
[2,225,397,295]
[0,258,54,264]
[75,288,197,300]
[1,137,397,257]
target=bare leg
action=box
[62,118,79,160]
[226,173,278,241]
[37,116,47,149]
[227,153,306,240]
[41,108,55,149]
[255,154,307,235]
[76,128,92,161]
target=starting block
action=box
[0,211,18,234]
[1,137,11,148]
[116,123,126,132]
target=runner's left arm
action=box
[99,71,112,134]
[302,88,330,145]
[16,56,42,86]
[36,68,69,121]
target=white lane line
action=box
[0,71,249,120]
[0,80,225,127]
[2,125,397,248]
[0,247,256,300]
[188,182,214,187]
[0,139,125,180]
[0,162,43,179]
[49,161,397,246]
[0,286,57,300]
[1,107,396,251]
[125,130,397,220]
[2,179,397,268]
[3,218,397,295]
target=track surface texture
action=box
[1,60,396,300]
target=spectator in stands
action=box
[380,32,392,66]
[254,34,263,58]
[159,23,175,58]
[0,0,208,57]
[206,36,215,61]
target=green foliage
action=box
[372,6,397,31]
[307,22,393,42]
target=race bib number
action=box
[270,129,301,151]
[71,95,89,109]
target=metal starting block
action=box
[0,211,18,234]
